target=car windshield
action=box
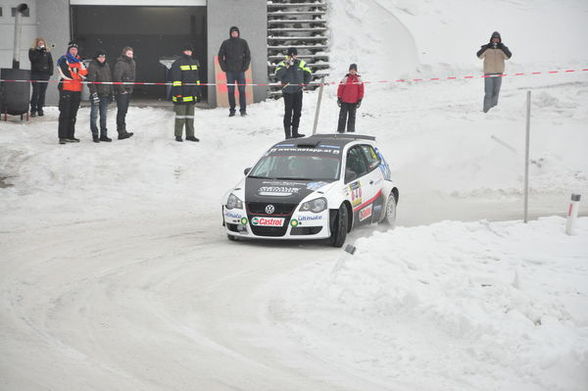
[249,153,341,181]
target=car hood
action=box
[245,177,334,204]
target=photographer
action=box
[28,37,53,117]
[477,31,512,113]
[275,47,312,139]
[87,50,114,143]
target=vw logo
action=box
[265,204,275,214]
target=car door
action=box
[344,145,374,227]
[358,144,386,223]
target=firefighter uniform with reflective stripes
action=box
[170,53,201,139]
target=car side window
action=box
[360,145,381,171]
[345,146,369,183]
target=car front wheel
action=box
[329,204,348,248]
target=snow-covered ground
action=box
[1,1,587,390]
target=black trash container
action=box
[0,68,31,116]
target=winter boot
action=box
[292,128,305,138]
[93,135,100,143]
[186,136,199,142]
[176,136,183,142]
[284,126,292,139]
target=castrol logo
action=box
[251,216,284,227]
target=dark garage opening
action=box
[71,5,207,102]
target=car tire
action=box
[329,204,348,248]
[381,191,397,227]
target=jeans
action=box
[90,96,110,137]
[283,90,303,138]
[116,93,131,133]
[174,103,195,138]
[30,73,49,113]
[337,102,357,133]
[483,74,502,113]
[58,90,81,139]
[226,71,246,113]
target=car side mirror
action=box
[244,167,251,175]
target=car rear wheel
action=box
[329,204,348,248]
[381,191,397,227]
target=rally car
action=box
[222,134,399,247]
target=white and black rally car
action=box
[222,134,399,247]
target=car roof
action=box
[272,133,376,149]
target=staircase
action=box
[267,0,330,98]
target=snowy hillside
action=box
[1,0,587,390]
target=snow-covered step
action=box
[268,36,328,41]
[268,19,326,24]
[268,27,328,33]
[268,3,327,8]
[268,11,326,16]
[268,54,329,60]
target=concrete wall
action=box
[207,0,267,107]
[0,0,69,106]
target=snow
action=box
[1,0,588,390]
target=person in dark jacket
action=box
[87,50,114,143]
[112,46,135,139]
[275,47,312,139]
[28,37,53,117]
[218,26,251,117]
[337,63,364,133]
[477,31,512,113]
[56,42,88,144]
[169,44,201,142]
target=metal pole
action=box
[12,4,28,69]
[312,76,325,135]
[523,90,531,223]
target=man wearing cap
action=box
[275,47,312,139]
[218,26,251,117]
[113,46,136,139]
[477,31,512,113]
[56,42,88,144]
[169,44,201,142]
[87,50,114,143]
[337,63,364,133]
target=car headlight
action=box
[226,193,243,210]
[300,197,327,213]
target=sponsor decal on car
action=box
[269,147,341,155]
[251,216,284,227]
[375,147,392,180]
[298,215,323,222]
[258,186,301,196]
[225,211,243,219]
[240,217,248,225]
[359,204,373,221]
[290,219,299,227]
[306,181,328,191]
[350,182,362,207]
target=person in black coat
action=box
[218,26,251,117]
[28,37,53,117]
[169,44,201,142]
[87,50,114,142]
[275,47,312,139]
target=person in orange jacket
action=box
[56,42,88,144]
[337,63,364,133]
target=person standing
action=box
[169,44,201,142]
[87,50,114,143]
[28,37,53,117]
[56,42,87,144]
[113,46,135,139]
[337,63,364,133]
[218,26,251,117]
[275,47,312,139]
[477,31,512,113]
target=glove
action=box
[337,98,342,108]
[491,42,498,49]
[356,99,362,109]
[90,92,100,105]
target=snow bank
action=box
[273,216,588,390]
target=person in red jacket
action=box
[56,42,88,144]
[337,63,364,133]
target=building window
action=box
[11,7,30,17]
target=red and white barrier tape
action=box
[1,68,586,87]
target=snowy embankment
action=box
[270,216,588,390]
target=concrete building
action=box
[0,0,268,106]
